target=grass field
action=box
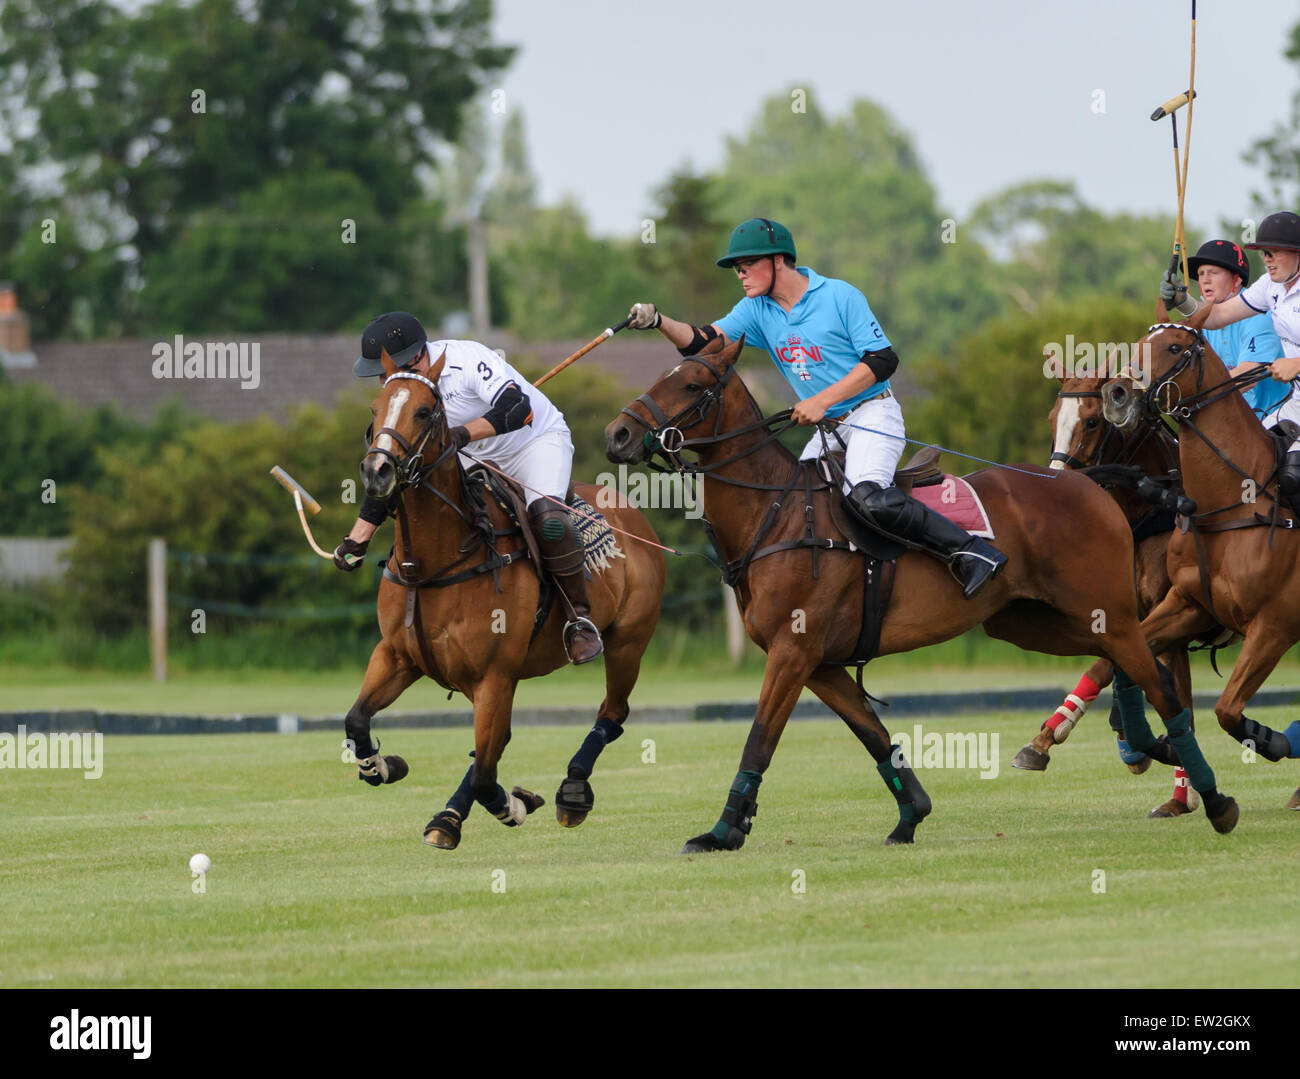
[4,707,1299,988]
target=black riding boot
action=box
[846,482,1007,599]
[1280,451,1300,516]
[528,502,603,664]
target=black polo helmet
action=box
[354,311,427,377]
[1187,239,1251,285]
[1244,211,1300,253]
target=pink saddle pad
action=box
[911,475,994,538]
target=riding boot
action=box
[528,502,604,664]
[1279,451,1300,515]
[845,481,1007,599]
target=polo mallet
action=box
[1152,1,1198,298]
[269,465,333,560]
[532,316,633,388]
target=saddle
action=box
[823,444,943,562]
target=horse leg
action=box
[555,628,645,828]
[1014,659,1111,771]
[805,666,932,845]
[1105,644,1237,834]
[681,642,816,854]
[344,639,420,787]
[1207,623,1300,808]
[1149,646,1199,818]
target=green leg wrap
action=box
[877,752,925,823]
[708,770,762,847]
[1164,708,1216,792]
[1112,667,1158,753]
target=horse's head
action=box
[362,346,449,499]
[1102,303,1213,432]
[1049,373,1111,470]
[604,334,745,465]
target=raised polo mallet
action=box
[1153,3,1199,293]
[532,316,633,388]
[269,465,333,560]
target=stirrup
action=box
[948,541,1006,599]
[562,616,603,664]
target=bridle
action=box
[617,356,743,471]
[365,371,456,490]
[1053,387,1177,474]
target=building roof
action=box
[4,331,919,423]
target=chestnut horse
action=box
[1103,310,1300,809]
[605,336,1238,851]
[1013,372,1203,818]
[343,347,666,848]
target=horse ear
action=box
[716,333,745,368]
[380,347,398,375]
[1187,299,1213,331]
[428,346,447,380]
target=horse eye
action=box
[416,406,432,420]
[1168,344,1180,354]
[685,383,701,393]
[1085,417,1100,429]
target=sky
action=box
[491,0,1297,242]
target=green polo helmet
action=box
[716,218,796,268]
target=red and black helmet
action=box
[1187,239,1250,285]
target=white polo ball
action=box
[189,853,212,875]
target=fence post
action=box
[149,537,166,682]
[725,583,745,667]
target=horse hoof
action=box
[512,786,545,815]
[358,752,409,786]
[884,823,918,845]
[681,831,739,854]
[1286,788,1300,811]
[1011,744,1050,771]
[1148,798,1194,819]
[555,776,594,827]
[423,811,462,850]
[1126,757,1152,776]
[1207,796,1239,835]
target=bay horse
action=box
[343,346,666,848]
[605,336,1238,851]
[1102,307,1300,810]
[1013,371,1203,818]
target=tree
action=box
[498,201,654,338]
[0,0,513,336]
[715,89,1006,362]
[910,296,1153,469]
[634,167,736,325]
[1245,19,1300,212]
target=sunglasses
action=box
[733,257,765,276]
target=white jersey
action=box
[1241,272,1300,358]
[428,339,565,457]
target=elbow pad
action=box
[358,493,392,525]
[861,346,898,383]
[484,383,533,434]
[678,324,720,357]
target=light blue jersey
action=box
[714,267,892,418]
[1205,310,1287,419]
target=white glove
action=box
[628,303,662,330]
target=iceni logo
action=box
[777,335,823,364]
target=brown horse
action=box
[1103,310,1300,809]
[343,347,666,847]
[605,336,1238,851]
[1013,372,1202,818]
